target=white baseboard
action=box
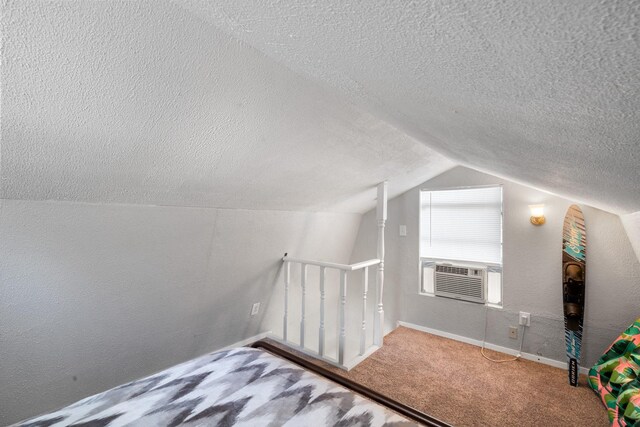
[343,344,381,370]
[217,331,272,352]
[397,321,590,375]
[233,325,590,376]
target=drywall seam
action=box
[0,197,365,216]
[621,211,640,264]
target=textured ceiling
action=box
[0,1,453,213]
[181,0,640,215]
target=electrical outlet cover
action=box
[509,326,518,339]
[251,302,260,316]
[519,311,531,327]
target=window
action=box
[419,186,503,305]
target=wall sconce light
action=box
[529,204,545,226]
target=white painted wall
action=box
[351,166,640,368]
[0,199,360,425]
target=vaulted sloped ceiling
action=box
[0,1,454,214]
[181,0,640,216]
[2,1,639,217]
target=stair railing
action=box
[281,256,381,368]
[279,182,388,370]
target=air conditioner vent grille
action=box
[433,263,486,304]
[434,274,483,299]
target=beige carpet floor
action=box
[270,326,608,426]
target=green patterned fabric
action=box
[589,318,640,426]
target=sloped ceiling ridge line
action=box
[179,0,640,215]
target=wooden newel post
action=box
[374,181,387,347]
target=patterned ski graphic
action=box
[562,205,586,387]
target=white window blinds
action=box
[420,186,503,265]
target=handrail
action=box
[350,258,382,270]
[282,256,380,271]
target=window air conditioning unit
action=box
[433,263,487,304]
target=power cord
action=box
[480,306,526,363]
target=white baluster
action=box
[339,270,347,365]
[360,267,369,356]
[283,261,290,342]
[318,266,326,357]
[300,263,307,348]
[374,182,387,347]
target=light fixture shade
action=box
[529,204,545,225]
